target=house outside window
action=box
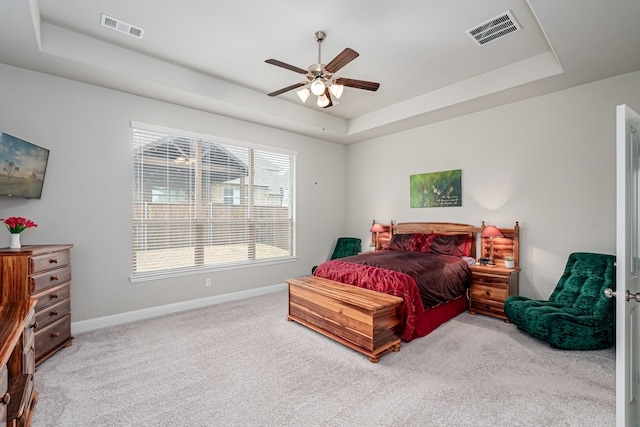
[223,187,242,205]
[131,123,296,281]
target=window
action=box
[223,188,241,205]
[131,123,296,281]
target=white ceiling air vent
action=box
[466,11,521,46]
[100,14,145,39]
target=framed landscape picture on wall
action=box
[0,132,50,199]
[410,169,462,208]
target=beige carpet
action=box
[32,290,615,426]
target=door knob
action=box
[604,288,640,302]
[628,291,640,302]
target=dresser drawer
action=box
[30,249,71,274]
[23,373,34,421]
[22,308,36,350]
[472,273,509,288]
[470,299,505,316]
[30,265,71,294]
[35,298,71,330]
[22,346,35,377]
[35,314,71,361]
[33,282,70,312]
[470,284,508,302]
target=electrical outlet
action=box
[205,278,211,287]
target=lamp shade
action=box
[310,79,326,96]
[296,88,310,103]
[316,94,330,107]
[370,223,385,233]
[329,83,344,99]
[481,225,503,238]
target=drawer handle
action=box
[484,278,491,282]
[485,304,491,309]
[485,291,491,296]
[50,294,58,300]
[51,275,60,281]
[50,311,58,316]
[49,258,58,264]
[1,392,9,405]
[51,332,60,338]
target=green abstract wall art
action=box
[410,169,462,208]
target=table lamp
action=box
[370,223,385,251]
[481,225,503,266]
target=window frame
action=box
[130,121,297,282]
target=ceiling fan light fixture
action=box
[310,79,326,96]
[329,83,344,99]
[266,31,380,107]
[296,88,311,103]
[317,94,330,108]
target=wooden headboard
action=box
[479,221,520,268]
[395,222,480,259]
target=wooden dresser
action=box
[0,245,74,365]
[0,299,37,427]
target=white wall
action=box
[0,63,347,322]
[347,71,640,299]
[2,62,639,324]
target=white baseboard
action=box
[71,283,287,334]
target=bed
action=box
[312,222,478,342]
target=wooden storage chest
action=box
[287,276,402,363]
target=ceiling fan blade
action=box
[265,59,308,75]
[324,48,359,74]
[335,77,380,91]
[267,82,306,97]
[323,87,333,108]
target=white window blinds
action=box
[131,125,296,280]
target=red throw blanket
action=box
[313,251,471,342]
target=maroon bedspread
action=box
[312,251,471,341]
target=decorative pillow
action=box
[387,233,413,251]
[424,233,473,257]
[409,233,429,252]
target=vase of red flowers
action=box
[1,217,38,249]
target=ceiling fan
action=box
[265,31,380,108]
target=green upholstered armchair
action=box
[503,252,616,350]
[312,237,361,274]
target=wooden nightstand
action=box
[469,264,519,320]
